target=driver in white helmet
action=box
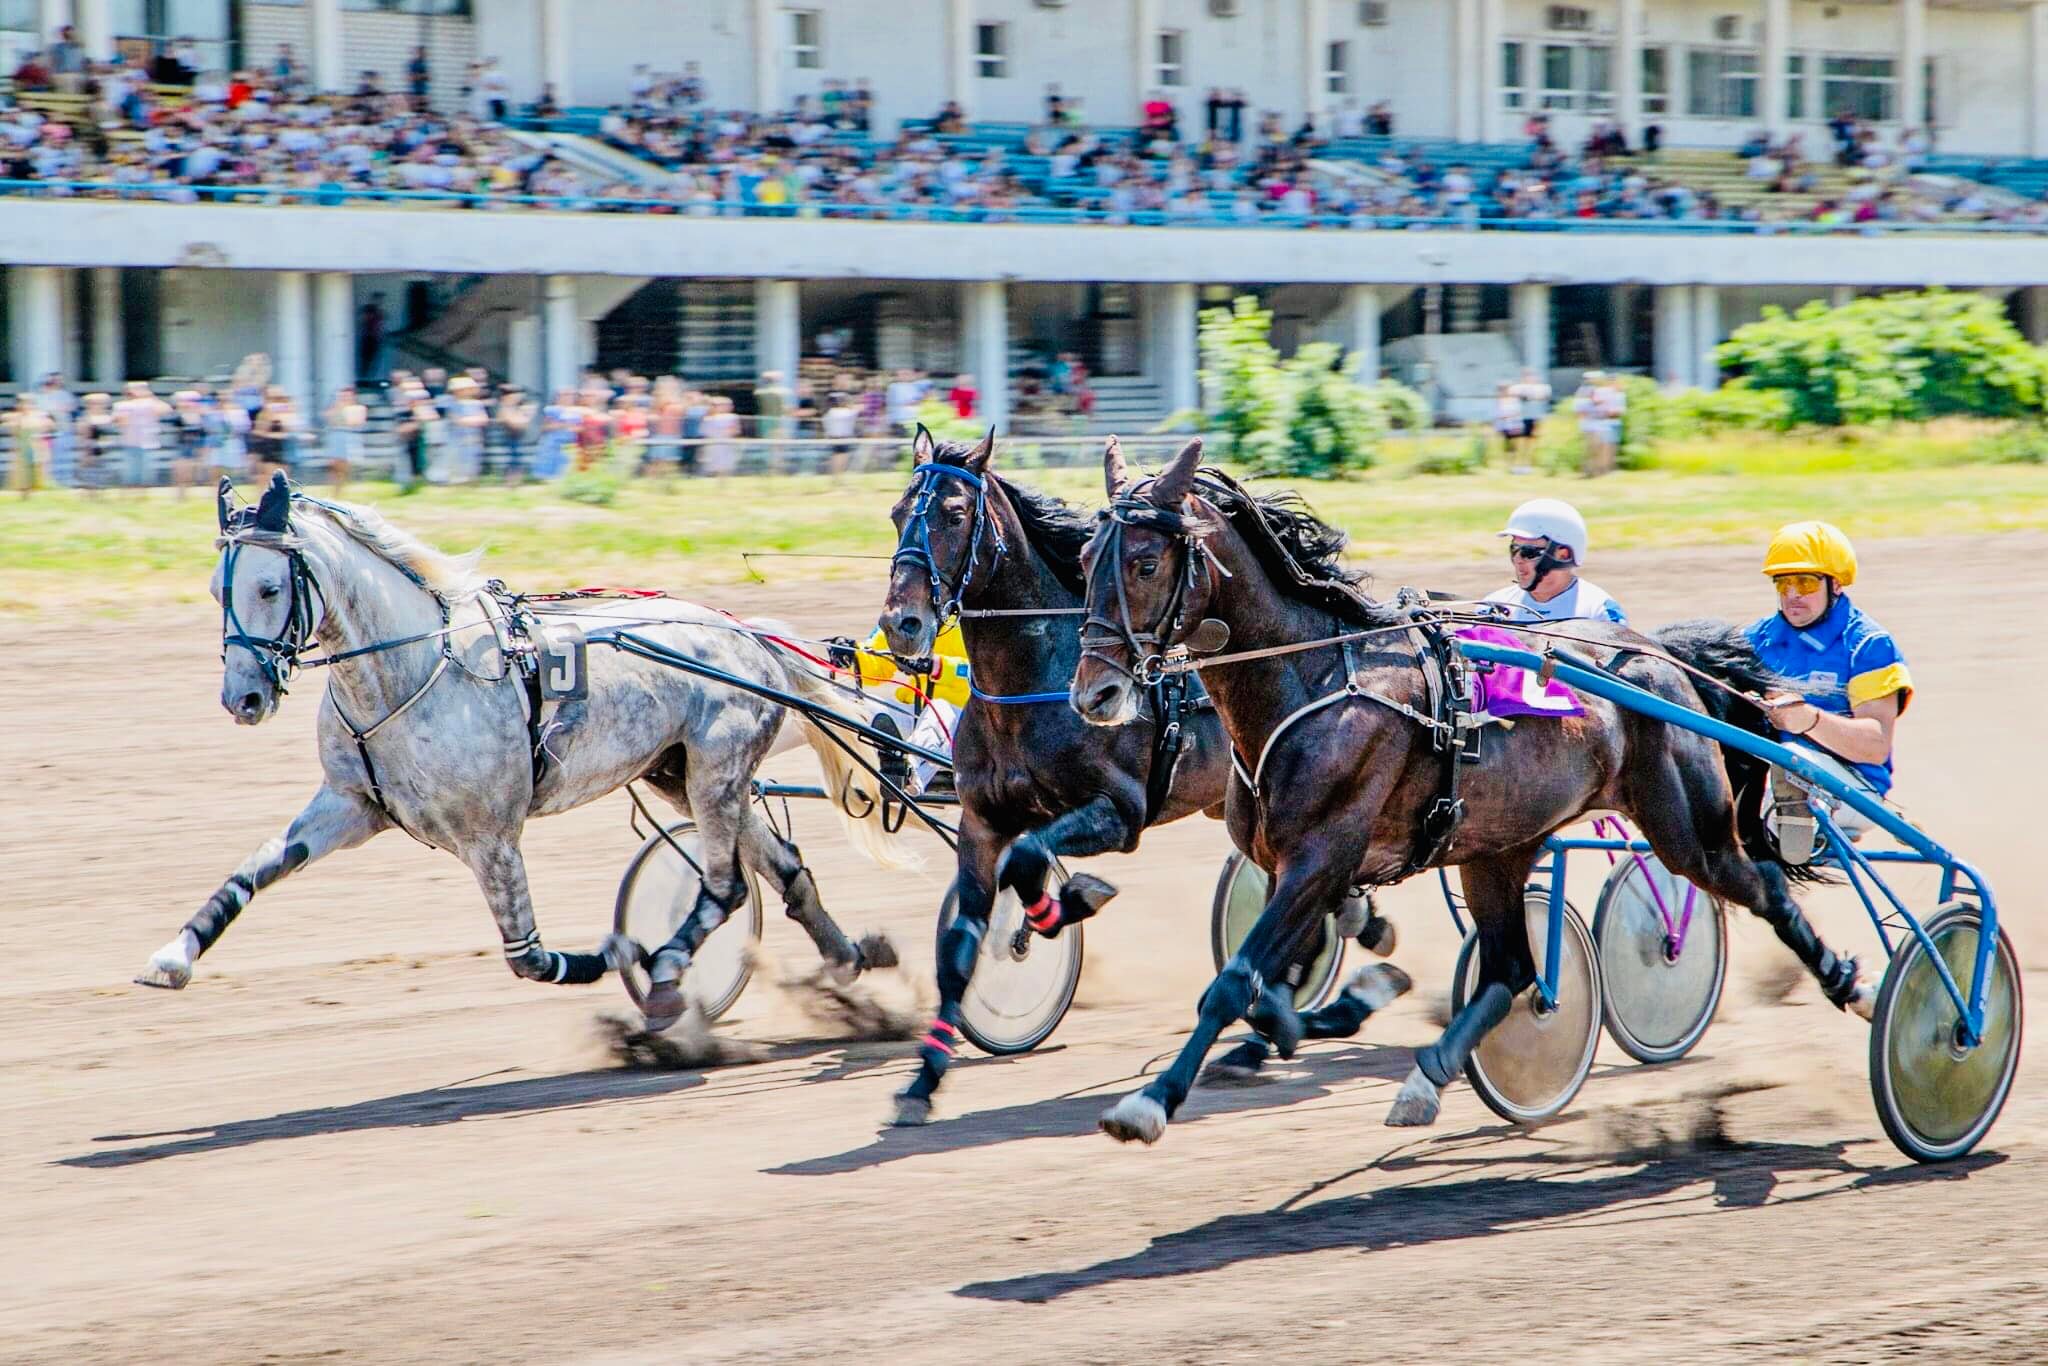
[1485,498,1628,626]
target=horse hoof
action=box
[1846,980,1877,1023]
[641,982,685,1034]
[889,1092,931,1127]
[1344,962,1414,1012]
[1384,1066,1443,1127]
[1360,914,1398,958]
[857,932,899,972]
[1099,1091,1168,1145]
[134,956,192,990]
[601,933,644,974]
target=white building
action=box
[7,1,2048,420]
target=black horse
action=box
[875,430,1401,1124]
[1069,439,1872,1144]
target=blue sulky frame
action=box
[1450,640,2002,1049]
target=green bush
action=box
[1181,294,1428,477]
[556,467,623,506]
[1716,289,2048,426]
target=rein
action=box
[1078,490,1228,689]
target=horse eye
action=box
[945,508,967,527]
[1136,559,1160,580]
[260,584,282,601]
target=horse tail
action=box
[1647,618,1829,884]
[757,631,923,873]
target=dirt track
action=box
[5,535,2044,1364]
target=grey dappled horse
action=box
[139,475,904,1025]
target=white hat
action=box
[1499,498,1589,562]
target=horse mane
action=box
[928,441,1092,596]
[1191,469,1398,628]
[298,496,487,598]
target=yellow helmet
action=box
[1762,520,1857,588]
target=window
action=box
[1786,53,1806,122]
[1584,43,1612,112]
[1326,40,1348,96]
[1687,48,1757,118]
[1546,5,1591,33]
[1156,29,1184,87]
[1500,40,1526,111]
[1541,43,1574,109]
[1821,55,1894,122]
[1528,42,1608,112]
[787,9,821,71]
[1359,1,1388,27]
[975,22,1007,79]
[1641,46,1669,114]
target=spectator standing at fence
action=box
[494,384,534,484]
[75,393,113,495]
[205,389,248,486]
[34,373,77,487]
[7,393,52,497]
[1507,367,1552,469]
[823,391,858,480]
[700,395,741,477]
[407,46,432,110]
[113,381,170,489]
[534,389,577,479]
[358,298,387,382]
[249,387,298,480]
[445,374,489,482]
[1573,371,1625,477]
[49,25,85,93]
[574,394,610,472]
[946,372,978,420]
[168,389,210,498]
[885,368,923,433]
[324,385,367,491]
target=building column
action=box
[313,271,353,401]
[309,0,342,93]
[960,280,1008,432]
[1452,0,1479,141]
[543,275,581,398]
[1158,282,1198,417]
[753,278,800,393]
[1899,0,1927,131]
[1133,0,1159,111]
[1762,0,1790,139]
[1830,285,1855,309]
[753,0,779,116]
[1343,284,1382,382]
[508,315,542,397]
[90,266,121,384]
[1652,284,1694,388]
[10,266,63,387]
[37,0,67,46]
[1606,283,1636,367]
[2022,285,2048,347]
[73,0,108,61]
[1303,0,1327,130]
[273,271,311,409]
[1511,282,1551,374]
[945,0,974,118]
[2031,4,2048,156]
[1615,0,1642,138]
[1692,284,1722,390]
[539,0,572,108]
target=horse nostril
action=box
[897,614,923,640]
[1084,682,1121,716]
[239,692,264,715]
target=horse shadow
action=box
[956,1138,2007,1304]
[770,1039,1416,1178]
[58,1033,896,1169]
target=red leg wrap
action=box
[1024,892,1060,933]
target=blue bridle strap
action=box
[969,682,1072,705]
[891,461,1002,625]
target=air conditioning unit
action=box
[1546,5,1592,32]
[1033,0,1068,8]
[1208,0,1241,15]
[1712,13,1742,41]
[1359,1,1389,27]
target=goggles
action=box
[1508,541,1551,562]
[1774,572,1828,598]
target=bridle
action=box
[1079,485,1221,689]
[217,482,326,696]
[890,460,1006,629]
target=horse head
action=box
[1071,436,1214,726]
[213,471,321,726]
[878,423,996,663]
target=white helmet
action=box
[1499,498,1589,563]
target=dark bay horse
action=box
[875,430,1402,1125]
[1069,439,1872,1144]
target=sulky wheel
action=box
[1453,887,1604,1125]
[613,821,763,1023]
[1869,902,2023,1163]
[935,878,1083,1056]
[1592,853,1727,1064]
[1209,852,1346,1011]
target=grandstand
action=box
[7,0,2048,440]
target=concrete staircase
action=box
[1611,147,1862,218]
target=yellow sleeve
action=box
[1847,661,1913,713]
[853,628,900,689]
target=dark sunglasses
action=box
[1509,542,1550,562]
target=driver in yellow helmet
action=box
[840,622,970,793]
[1744,521,1912,864]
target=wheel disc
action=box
[613,823,762,1022]
[1871,904,2022,1163]
[1457,889,1603,1124]
[938,883,1082,1056]
[1209,853,1345,1010]
[1594,855,1726,1064]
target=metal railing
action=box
[4,177,2045,235]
